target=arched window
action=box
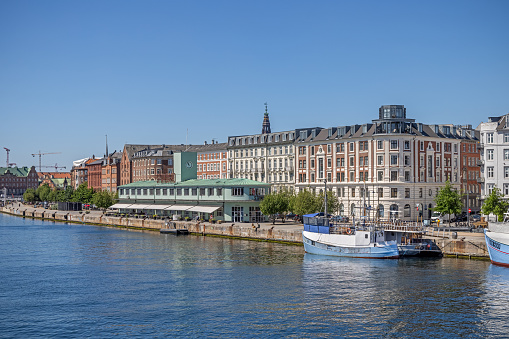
[378,204,384,219]
[404,204,411,217]
[351,203,356,216]
[390,204,399,219]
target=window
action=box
[217,188,222,196]
[349,143,354,152]
[405,188,410,198]
[390,140,398,150]
[505,133,509,143]
[377,140,383,150]
[487,133,494,143]
[232,187,244,196]
[364,156,368,166]
[377,171,384,181]
[184,188,189,196]
[487,167,494,178]
[390,155,398,165]
[377,155,384,166]
[404,204,411,217]
[391,171,398,181]
[487,149,494,161]
[505,149,509,160]
[337,143,344,152]
[359,172,364,181]
[420,141,424,151]
[176,188,182,196]
[404,140,410,150]
[350,172,354,181]
[419,188,423,198]
[351,188,355,197]
[505,167,509,178]
[405,171,410,181]
[505,184,509,196]
[349,157,354,167]
[378,188,383,198]
[391,188,398,198]
[404,155,410,166]
[327,158,332,168]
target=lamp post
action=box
[463,167,470,227]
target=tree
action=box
[316,190,339,215]
[92,190,117,210]
[259,190,290,224]
[482,187,509,222]
[47,189,58,203]
[23,188,36,203]
[57,186,74,202]
[433,181,463,224]
[293,189,319,216]
[71,183,94,204]
[36,183,51,202]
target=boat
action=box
[382,226,442,257]
[484,222,509,267]
[302,213,399,259]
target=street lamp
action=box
[463,167,470,227]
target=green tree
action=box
[433,181,463,224]
[36,183,51,202]
[71,183,94,204]
[293,189,319,216]
[23,188,36,203]
[482,187,509,222]
[47,189,58,202]
[92,190,117,210]
[316,190,339,215]
[259,190,290,224]
[57,186,74,202]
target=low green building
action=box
[113,152,270,222]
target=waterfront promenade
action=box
[1,203,489,258]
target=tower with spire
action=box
[261,102,271,134]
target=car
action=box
[452,213,467,222]
[470,214,481,222]
[286,213,296,219]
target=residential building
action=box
[102,151,122,192]
[70,158,92,189]
[295,105,479,221]
[37,172,71,189]
[0,166,38,197]
[194,141,228,180]
[477,113,509,200]
[86,158,103,191]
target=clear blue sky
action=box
[1,0,508,169]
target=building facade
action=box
[477,113,509,200]
[195,142,228,180]
[102,151,122,192]
[294,105,479,221]
[86,158,103,191]
[0,166,39,197]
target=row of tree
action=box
[259,188,340,224]
[261,181,509,224]
[23,183,118,209]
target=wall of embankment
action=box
[0,206,489,258]
[0,207,303,244]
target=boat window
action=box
[365,234,368,239]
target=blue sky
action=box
[1,0,508,169]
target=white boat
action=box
[484,222,509,267]
[302,213,399,259]
[382,225,442,257]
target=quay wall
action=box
[0,206,489,257]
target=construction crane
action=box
[3,147,16,167]
[31,150,61,172]
[40,164,67,172]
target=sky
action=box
[1,0,508,170]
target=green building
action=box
[114,152,270,222]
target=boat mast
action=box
[324,179,328,225]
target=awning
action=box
[128,204,153,210]
[165,205,194,211]
[147,205,172,210]
[109,203,133,209]
[187,206,221,213]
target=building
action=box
[116,152,270,222]
[194,141,228,180]
[86,158,103,191]
[294,105,479,221]
[37,172,71,189]
[102,151,122,192]
[0,166,38,197]
[70,158,91,189]
[477,113,509,200]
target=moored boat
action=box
[382,225,442,257]
[484,223,509,267]
[302,213,399,259]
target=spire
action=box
[262,102,271,134]
[105,134,109,165]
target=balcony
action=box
[476,159,484,166]
[477,177,485,183]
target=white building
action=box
[477,114,509,200]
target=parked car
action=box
[470,214,481,222]
[452,213,467,222]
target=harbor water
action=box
[1,213,508,338]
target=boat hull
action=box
[398,244,442,257]
[303,231,399,259]
[484,229,509,267]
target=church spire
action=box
[261,102,271,134]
